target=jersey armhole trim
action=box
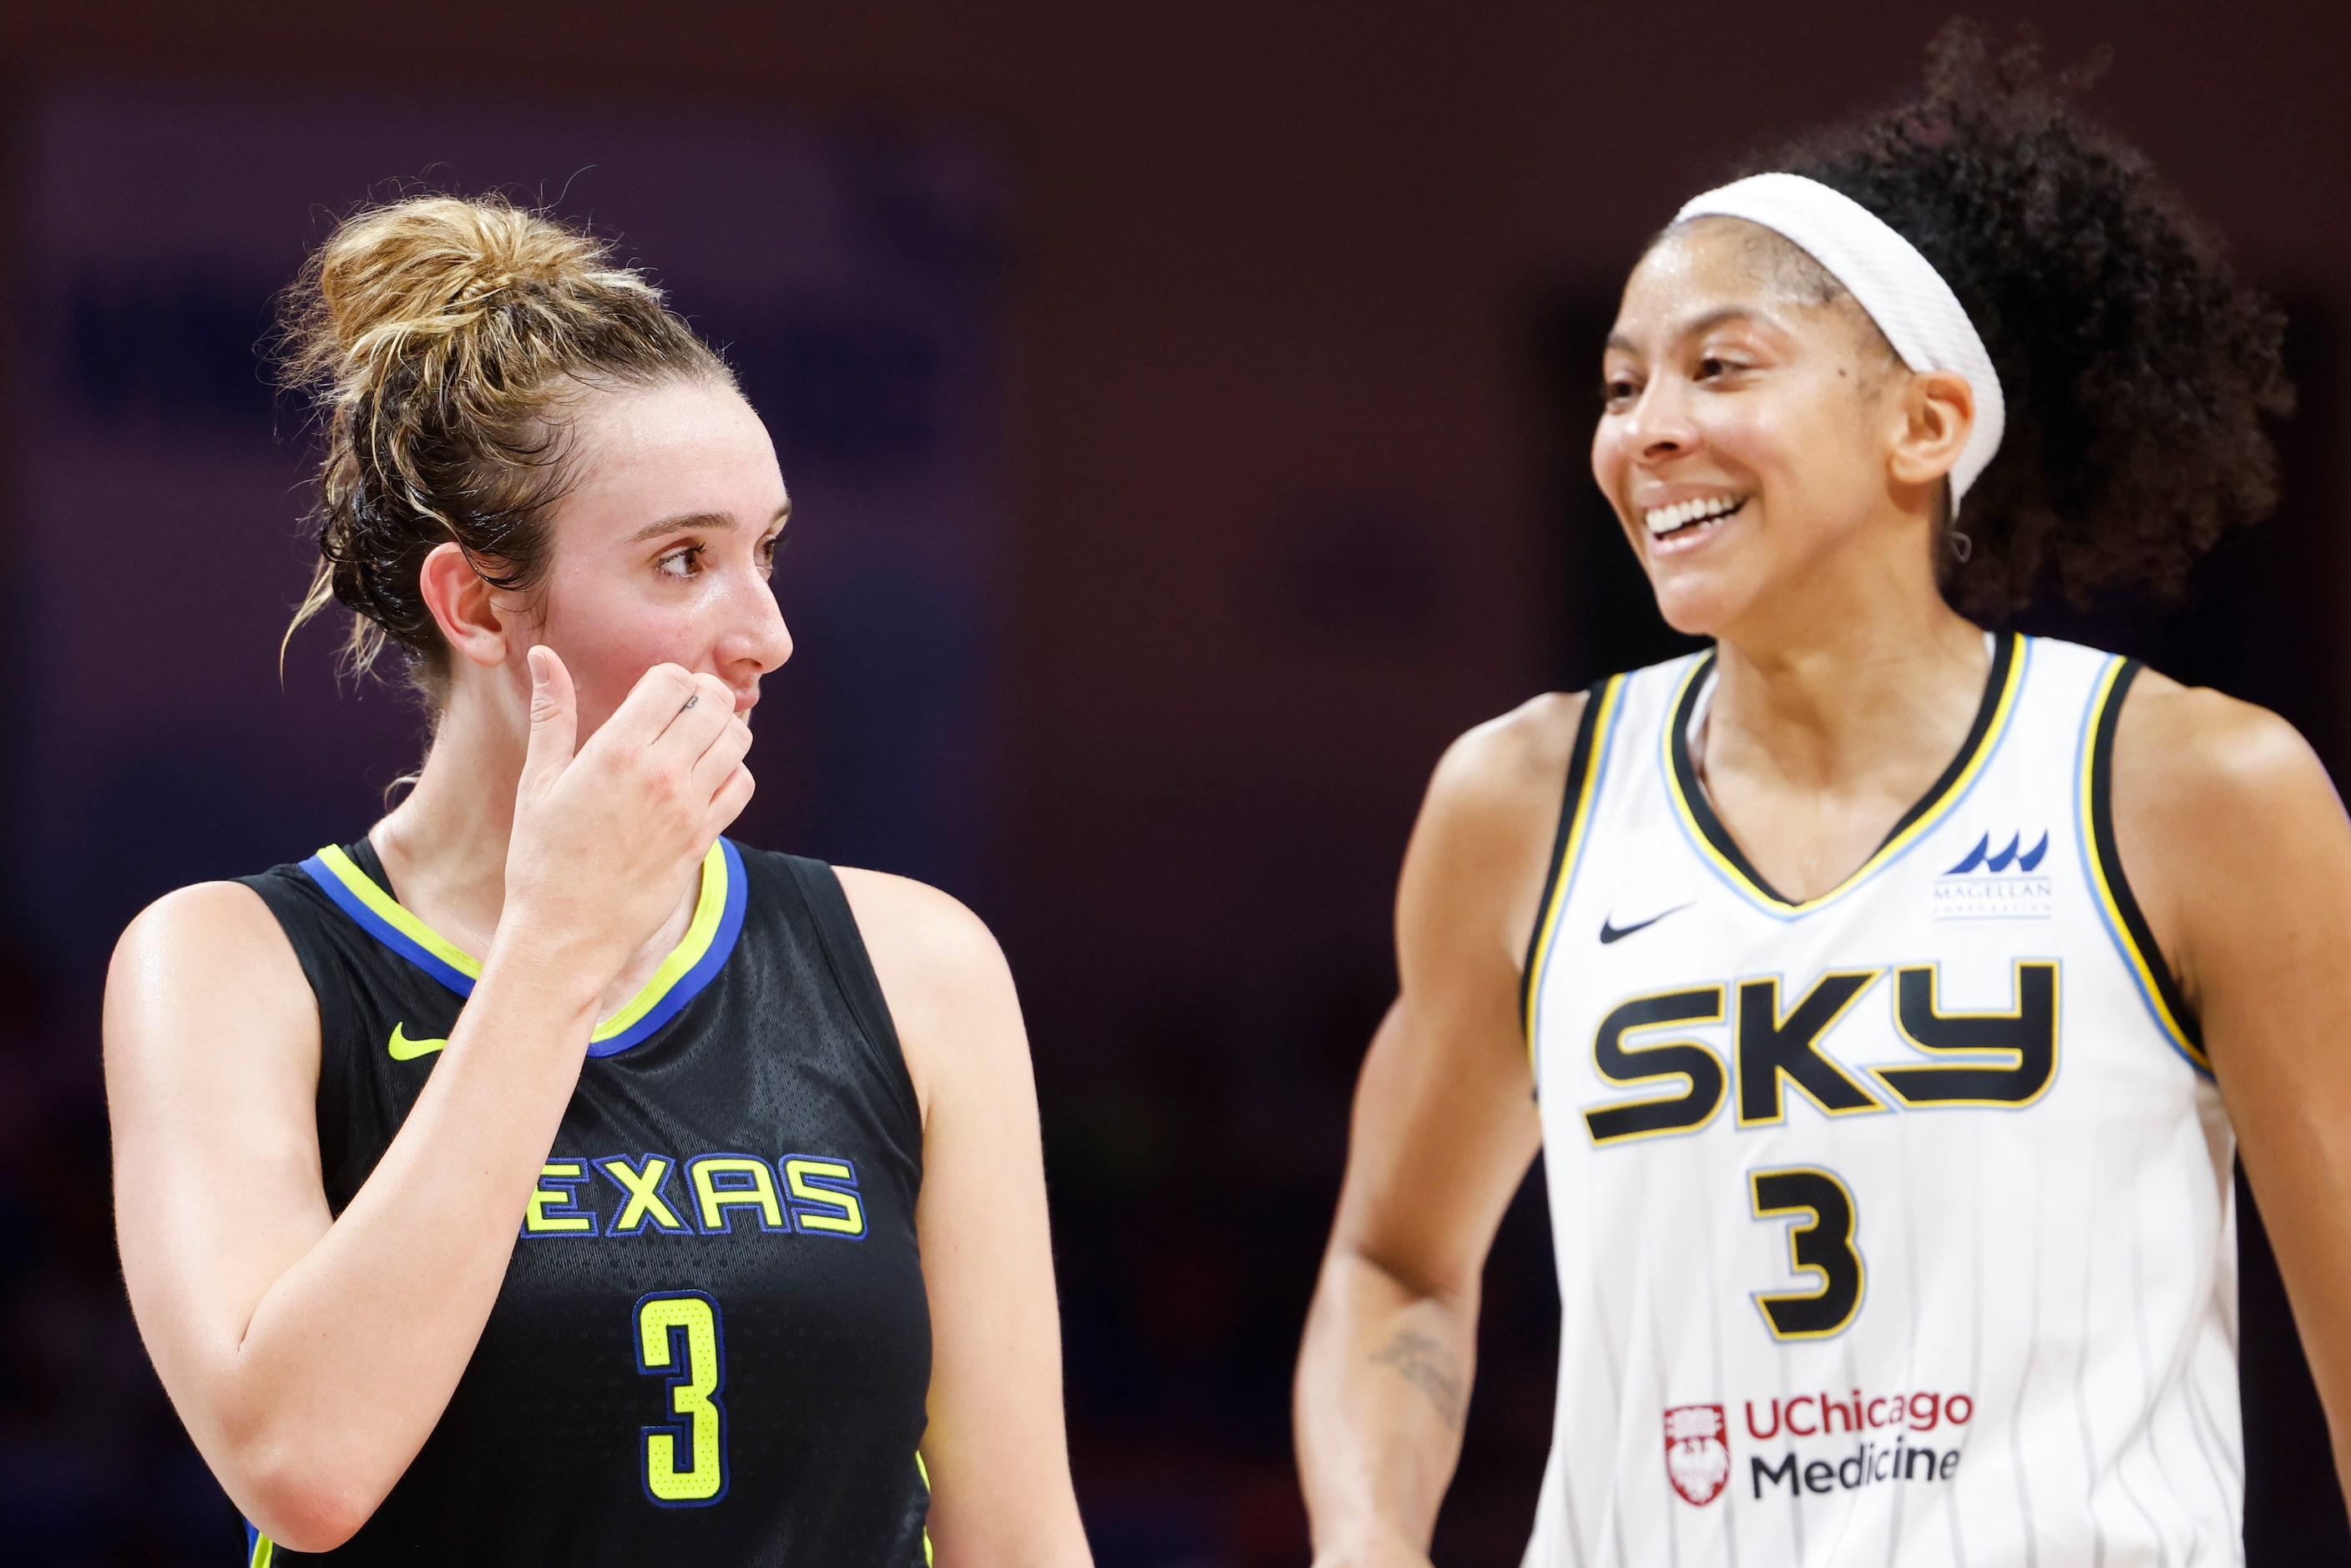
[1522,675,1626,1063]
[2081,657,2211,1075]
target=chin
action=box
[1645,574,1742,642]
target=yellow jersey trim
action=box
[2078,657,2208,1072]
[306,839,735,1049]
[315,843,480,980]
[589,846,733,1044]
[1524,675,1628,1061]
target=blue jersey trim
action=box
[586,838,748,1057]
[300,851,477,996]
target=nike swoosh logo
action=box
[1599,903,1691,943]
[387,1023,447,1061]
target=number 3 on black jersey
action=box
[1747,1168,1864,1340]
[635,1291,729,1506]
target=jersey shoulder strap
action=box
[235,839,405,1185]
[746,848,924,1149]
[1519,655,1701,1036]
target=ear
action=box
[416,541,519,670]
[1888,368,1974,493]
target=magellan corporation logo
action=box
[1932,830,2052,922]
[1664,1404,1730,1505]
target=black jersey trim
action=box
[1666,631,2024,914]
[2081,658,2209,1074]
[784,857,925,1141]
[1522,676,1627,1063]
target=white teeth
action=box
[1643,495,1742,536]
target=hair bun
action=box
[283,193,656,402]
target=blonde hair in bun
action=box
[277,192,732,704]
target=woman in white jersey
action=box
[1295,27,2343,1566]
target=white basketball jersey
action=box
[1521,634,2241,1568]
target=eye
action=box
[1696,347,1758,382]
[655,544,704,579]
[1602,373,1641,409]
[759,532,788,579]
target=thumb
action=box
[522,645,579,786]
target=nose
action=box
[720,574,795,690]
[1625,372,1699,464]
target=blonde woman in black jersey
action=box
[104,195,1091,1565]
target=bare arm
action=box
[1294,694,1580,1566]
[2115,673,2351,1513]
[842,868,1092,1568]
[105,655,751,1550]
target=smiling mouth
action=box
[1642,494,1747,540]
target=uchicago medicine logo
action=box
[1664,1404,1730,1505]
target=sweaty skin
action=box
[1292,220,2351,1564]
[106,379,1092,1564]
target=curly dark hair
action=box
[1727,19,2293,616]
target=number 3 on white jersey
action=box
[1749,1167,1864,1339]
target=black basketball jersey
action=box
[235,837,932,1566]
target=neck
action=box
[370,680,529,948]
[1705,532,1988,796]
[364,669,710,1019]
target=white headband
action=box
[1675,172,2005,508]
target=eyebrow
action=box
[1605,306,1763,357]
[624,501,791,545]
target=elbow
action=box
[183,1360,404,1551]
[1325,1228,1479,1313]
[224,1444,386,1553]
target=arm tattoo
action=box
[1369,1328,1466,1431]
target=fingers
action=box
[654,672,738,756]
[544,658,743,821]
[690,711,755,801]
[704,764,756,838]
[520,646,579,787]
[594,663,709,750]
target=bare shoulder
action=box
[1423,689,1587,833]
[831,868,1024,1122]
[2111,670,2347,1009]
[107,882,311,1041]
[1410,689,1588,888]
[1398,690,1589,983]
[104,880,319,1164]
[2115,668,2336,824]
[116,877,288,953]
[831,867,1009,995]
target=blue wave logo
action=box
[1944,831,2048,877]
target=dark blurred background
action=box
[0,3,2344,1564]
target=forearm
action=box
[1296,1247,1479,1560]
[208,940,604,1537]
[2237,1131,2351,1519]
